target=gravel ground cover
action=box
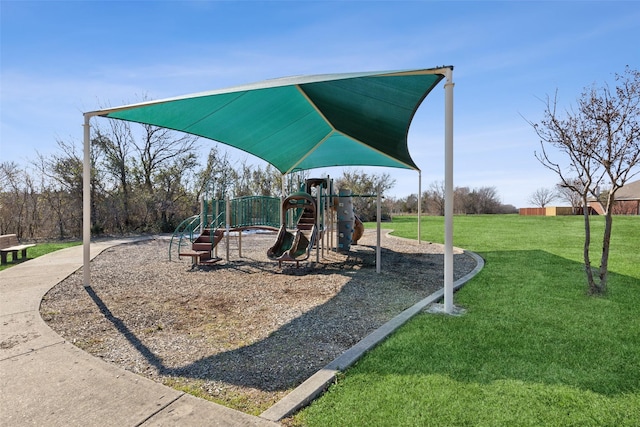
[40,230,477,415]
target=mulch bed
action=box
[40,230,477,415]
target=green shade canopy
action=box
[82,66,458,310]
[88,67,449,174]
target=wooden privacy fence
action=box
[519,207,576,216]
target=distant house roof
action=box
[615,180,640,200]
[587,179,640,202]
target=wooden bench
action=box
[0,234,36,265]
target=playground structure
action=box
[170,177,365,267]
[82,67,457,311]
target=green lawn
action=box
[297,215,640,426]
[0,240,81,272]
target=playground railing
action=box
[169,196,280,261]
[229,196,280,228]
[169,215,200,261]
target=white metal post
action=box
[215,200,219,257]
[226,197,231,262]
[281,174,285,228]
[316,187,321,263]
[376,184,381,274]
[418,170,422,245]
[200,196,205,233]
[82,114,91,288]
[324,175,329,258]
[444,68,455,314]
[328,176,334,251]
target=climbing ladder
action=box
[297,206,316,231]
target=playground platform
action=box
[0,237,277,426]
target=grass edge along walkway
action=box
[0,240,81,272]
[296,215,640,426]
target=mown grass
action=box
[297,215,640,426]
[0,240,81,272]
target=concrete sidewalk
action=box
[0,238,278,427]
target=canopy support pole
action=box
[280,174,285,228]
[418,170,422,244]
[200,196,205,233]
[316,188,321,263]
[376,184,381,274]
[443,68,455,314]
[82,114,91,288]
[225,197,231,262]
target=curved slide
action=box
[352,215,364,244]
[267,192,317,267]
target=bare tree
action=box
[128,124,199,230]
[231,160,282,198]
[528,187,557,208]
[0,162,31,237]
[195,145,236,201]
[396,183,512,216]
[154,154,198,232]
[93,119,135,230]
[285,169,310,195]
[425,180,445,216]
[335,169,395,221]
[530,67,640,295]
[402,193,419,214]
[457,186,502,214]
[475,186,502,213]
[556,179,583,213]
[33,141,84,238]
[132,124,199,192]
[252,164,282,197]
[453,186,470,214]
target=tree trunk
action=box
[597,202,615,295]
[121,182,130,228]
[582,195,597,293]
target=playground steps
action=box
[199,257,223,265]
[297,207,316,230]
[179,228,224,265]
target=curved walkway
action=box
[0,237,277,426]
[0,236,484,426]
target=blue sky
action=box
[1,1,638,208]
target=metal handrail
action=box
[168,215,200,261]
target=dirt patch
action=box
[40,230,477,415]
